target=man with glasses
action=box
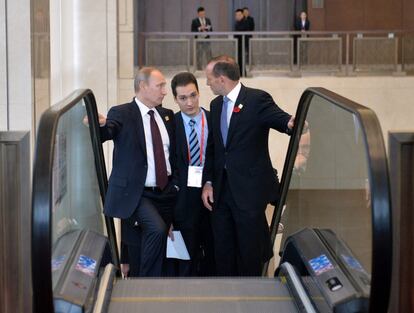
[169,72,215,276]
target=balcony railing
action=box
[137,30,414,76]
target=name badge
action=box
[187,166,203,188]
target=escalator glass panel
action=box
[278,93,372,283]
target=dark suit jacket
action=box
[191,17,213,37]
[174,108,210,228]
[100,99,177,219]
[246,16,255,31]
[295,19,310,31]
[203,84,291,214]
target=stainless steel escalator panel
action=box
[108,278,298,313]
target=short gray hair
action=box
[134,67,158,92]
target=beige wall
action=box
[118,75,414,175]
[0,0,32,132]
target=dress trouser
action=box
[211,171,268,276]
[166,187,216,277]
[123,184,176,277]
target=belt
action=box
[144,186,163,192]
[144,176,172,192]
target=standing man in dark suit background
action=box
[202,55,294,276]
[242,7,255,68]
[243,7,255,32]
[169,72,215,276]
[295,11,310,31]
[99,67,179,277]
[191,7,213,70]
[234,9,249,76]
[294,11,310,65]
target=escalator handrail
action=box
[31,89,119,313]
[268,87,392,313]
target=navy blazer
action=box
[203,84,291,214]
[174,108,210,226]
[191,17,213,33]
[295,19,310,31]
[100,99,177,219]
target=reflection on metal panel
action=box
[353,37,398,72]
[145,39,190,71]
[298,37,342,72]
[249,38,293,73]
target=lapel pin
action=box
[165,116,170,121]
[233,103,243,113]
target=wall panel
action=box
[308,0,409,31]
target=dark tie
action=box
[188,119,201,166]
[148,110,168,189]
[220,96,230,145]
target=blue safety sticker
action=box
[309,254,334,275]
[75,254,97,277]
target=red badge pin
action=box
[233,104,243,113]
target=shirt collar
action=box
[225,82,242,104]
[181,108,203,125]
[135,97,154,117]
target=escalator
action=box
[31,88,392,313]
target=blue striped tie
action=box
[188,119,201,166]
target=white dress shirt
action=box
[135,98,171,187]
[224,82,242,126]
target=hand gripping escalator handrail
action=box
[31,89,119,313]
[266,87,392,313]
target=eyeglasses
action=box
[177,92,199,102]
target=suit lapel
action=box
[156,106,173,138]
[129,100,147,157]
[226,85,247,146]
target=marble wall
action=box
[0,0,32,132]
[50,0,118,117]
[0,0,7,131]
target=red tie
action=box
[148,110,168,189]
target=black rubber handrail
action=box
[267,87,392,313]
[31,89,119,313]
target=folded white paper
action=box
[167,231,190,260]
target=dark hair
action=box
[209,55,240,81]
[242,7,249,11]
[197,7,205,13]
[171,72,199,98]
[235,8,243,14]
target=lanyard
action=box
[187,111,205,165]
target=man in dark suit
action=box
[295,11,310,31]
[243,7,255,31]
[234,9,249,76]
[202,55,294,276]
[242,7,255,69]
[294,11,310,64]
[191,7,213,70]
[169,72,215,276]
[99,67,179,277]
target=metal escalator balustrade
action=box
[269,88,392,313]
[31,90,119,313]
